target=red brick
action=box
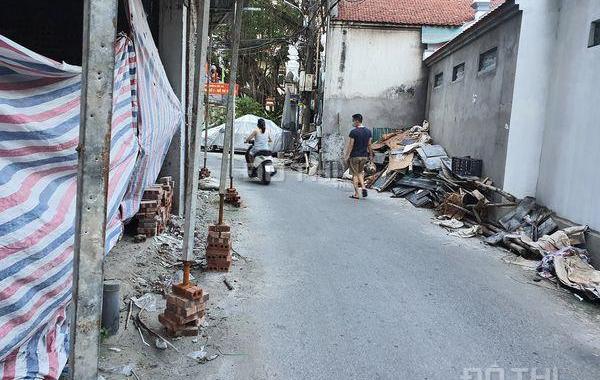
[158,176,173,184]
[172,284,203,300]
[140,200,159,207]
[206,254,231,261]
[205,265,230,272]
[206,257,232,265]
[165,302,205,318]
[163,310,206,325]
[208,224,230,233]
[207,237,230,247]
[166,293,202,309]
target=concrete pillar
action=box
[502,0,560,198]
[70,1,118,378]
[158,0,188,215]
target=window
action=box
[452,63,465,82]
[589,20,600,48]
[478,47,497,72]
[434,72,444,88]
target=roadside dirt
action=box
[99,186,256,379]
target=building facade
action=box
[425,2,520,187]
[321,0,487,168]
[425,0,600,232]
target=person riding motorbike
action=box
[244,118,271,164]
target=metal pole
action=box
[218,0,243,222]
[185,0,198,194]
[182,0,210,267]
[301,0,318,133]
[69,1,118,379]
[203,37,212,170]
[228,92,235,189]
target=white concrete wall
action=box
[324,24,426,99]
[536,0,600,230]
[502,0,560,198]
[322,23,427,147]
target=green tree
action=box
[235,96,266,118]
[213,0,302,120]
[208,97,279,127]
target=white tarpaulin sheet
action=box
[203,114,284,153]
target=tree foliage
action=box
[208,96,281,127]
[212,0,302,120]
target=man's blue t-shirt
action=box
[349,126,372,158]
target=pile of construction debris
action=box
[278,131,320,175]
[367,121,599,300]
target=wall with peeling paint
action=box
[322,23,427,165]
[426,12,521,187]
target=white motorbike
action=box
[246,142,276,185]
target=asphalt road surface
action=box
[204,153,600,380]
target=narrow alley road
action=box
[204,154,600,380]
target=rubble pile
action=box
[135,176,175,237]
[281,131,320,175]
[367,121,598,299]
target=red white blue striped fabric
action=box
[120,0,183,221]
[0,0,181,373]
[0,34,139,379]
[106,36,140,249]
[0,35,82,378]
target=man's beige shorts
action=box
[348,157,368,176]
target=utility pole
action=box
[185,0,198,191]
[200,36,212,179]
[228,90,235,188]
[218,0,244,218]
[181,0,210,284]
[69,1,117,379]
[301,0,319,133]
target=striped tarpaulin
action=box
[0,1,181,377]
[120,0,183,221]
[106,37,140,249]
[0,34,83,377]
[0,29,164,378]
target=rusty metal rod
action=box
[182,261,191,286]
[218,194,225,225]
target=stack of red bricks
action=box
[206,224,232,272]
[136,176,174,237]
[225,187,241,207]
[159,284,208,336]
[199,167,211,179]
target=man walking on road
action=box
[344,114,373,199]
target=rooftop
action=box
[336,0,504,27]
[424,0,516,65]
